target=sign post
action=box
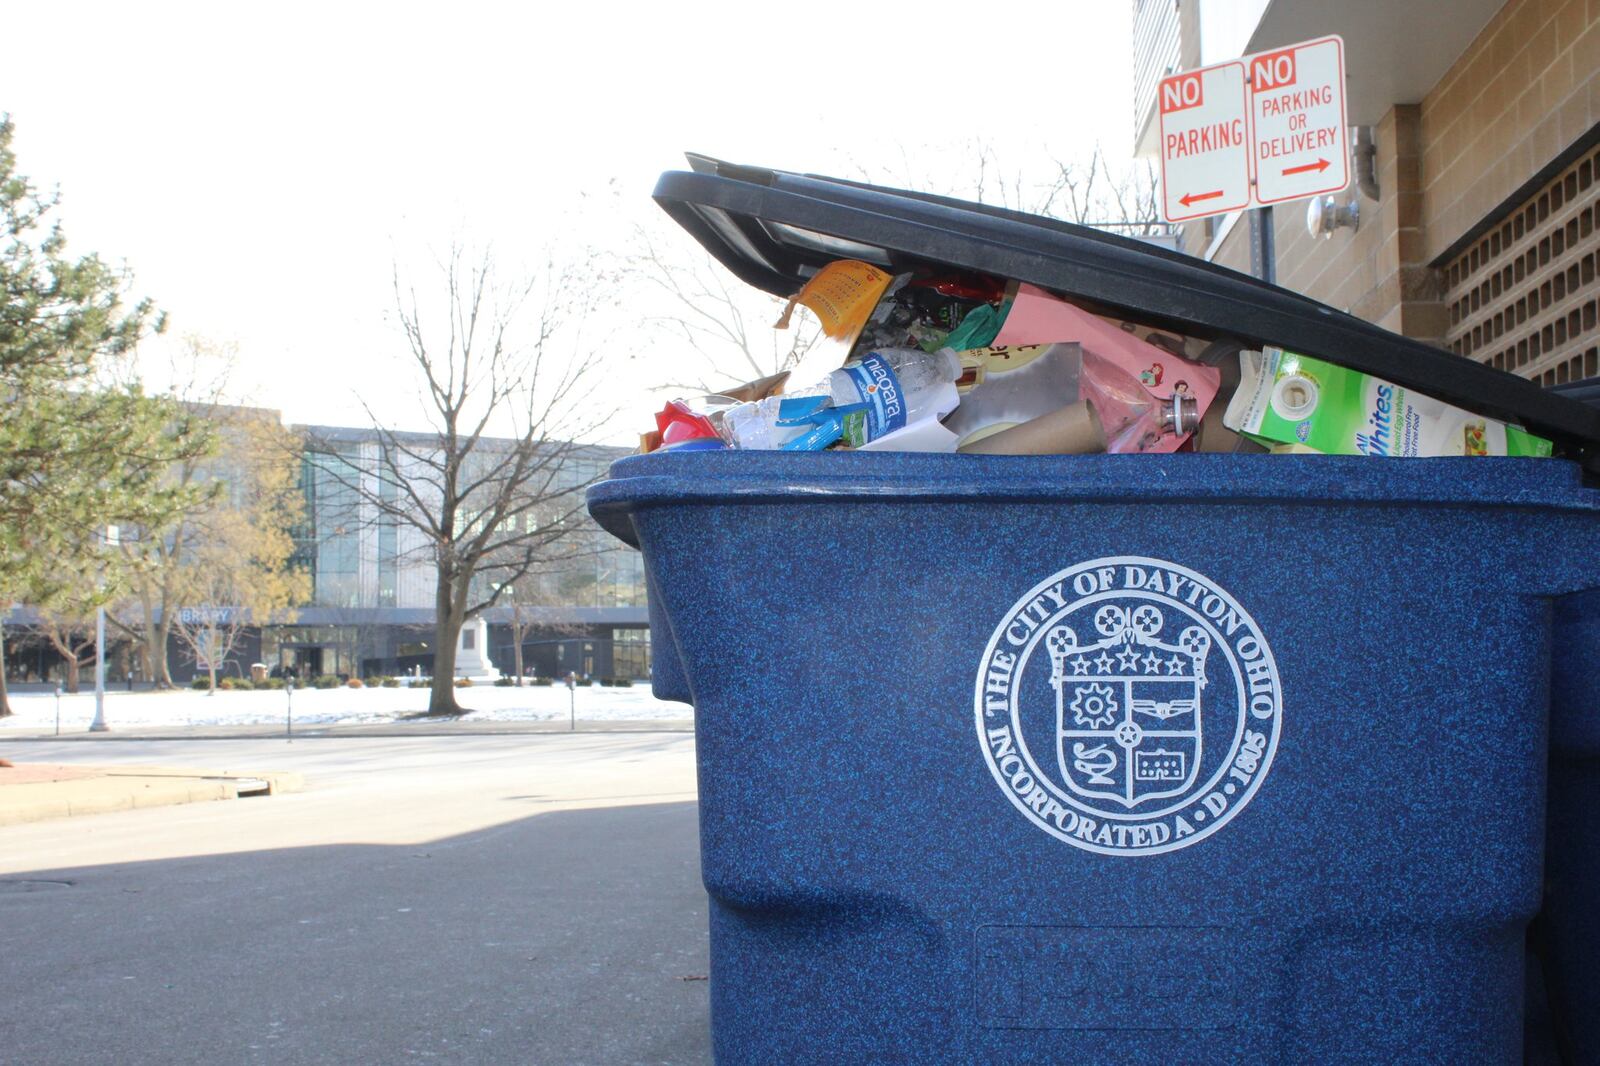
[1157,35,1349,223]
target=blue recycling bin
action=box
[591,451,1600,1064]
[1541,586,1600,1058]
[608,158,1600,1062]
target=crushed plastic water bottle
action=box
[717,347,961,451]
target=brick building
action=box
[1133,0,1598,385]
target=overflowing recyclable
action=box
[641,258,1553,460]
[1224,347,1553,456]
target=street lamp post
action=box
[88,525,117,733]
[88,605,108,732]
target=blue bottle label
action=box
[843,354,908,440]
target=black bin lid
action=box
[654,155,1600,469]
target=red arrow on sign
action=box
[1281,158,1331,176]
[1179,190,1225,207]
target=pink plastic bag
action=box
[994,284,1220,453]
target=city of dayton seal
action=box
[974,557,1283,857]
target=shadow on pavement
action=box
[0,800,709,1066]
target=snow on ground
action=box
[0,683,692,730]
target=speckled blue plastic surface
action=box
[1542,586,1600,1059]
[589,451,1600,1065]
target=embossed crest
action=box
[975,557,1283,856]
[1051,604,1208,808]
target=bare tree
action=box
[104,337,229,686]
[493,562,563,686]
[628,226,824,393]
[16,519,121,695]
[165,403,305,685]
[307,246,607,716]
[0,618,11,715]
[170,606,245,691]
[844,141,1169,237]
[36,617,101,693]
[628,144,1167,393]
[1028,145,1168,237]
[486,521,616,685]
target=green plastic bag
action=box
[941,300,1011,352]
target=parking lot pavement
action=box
[0,734,710,1066]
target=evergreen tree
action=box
[0,115,210,715]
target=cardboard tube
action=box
[958,401,1107,455]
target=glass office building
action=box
[280,425,648,681]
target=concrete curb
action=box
[0,765,305,827]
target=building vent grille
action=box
[1443,141,1600,386]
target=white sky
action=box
[3,1,1136,444]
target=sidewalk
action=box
[0,717,695,741]
[0,762,304,826]
[0,685,694,735]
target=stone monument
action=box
[453,616,501,682]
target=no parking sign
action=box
[1158,35,1349,222]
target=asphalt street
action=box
[0,734,709,1065]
